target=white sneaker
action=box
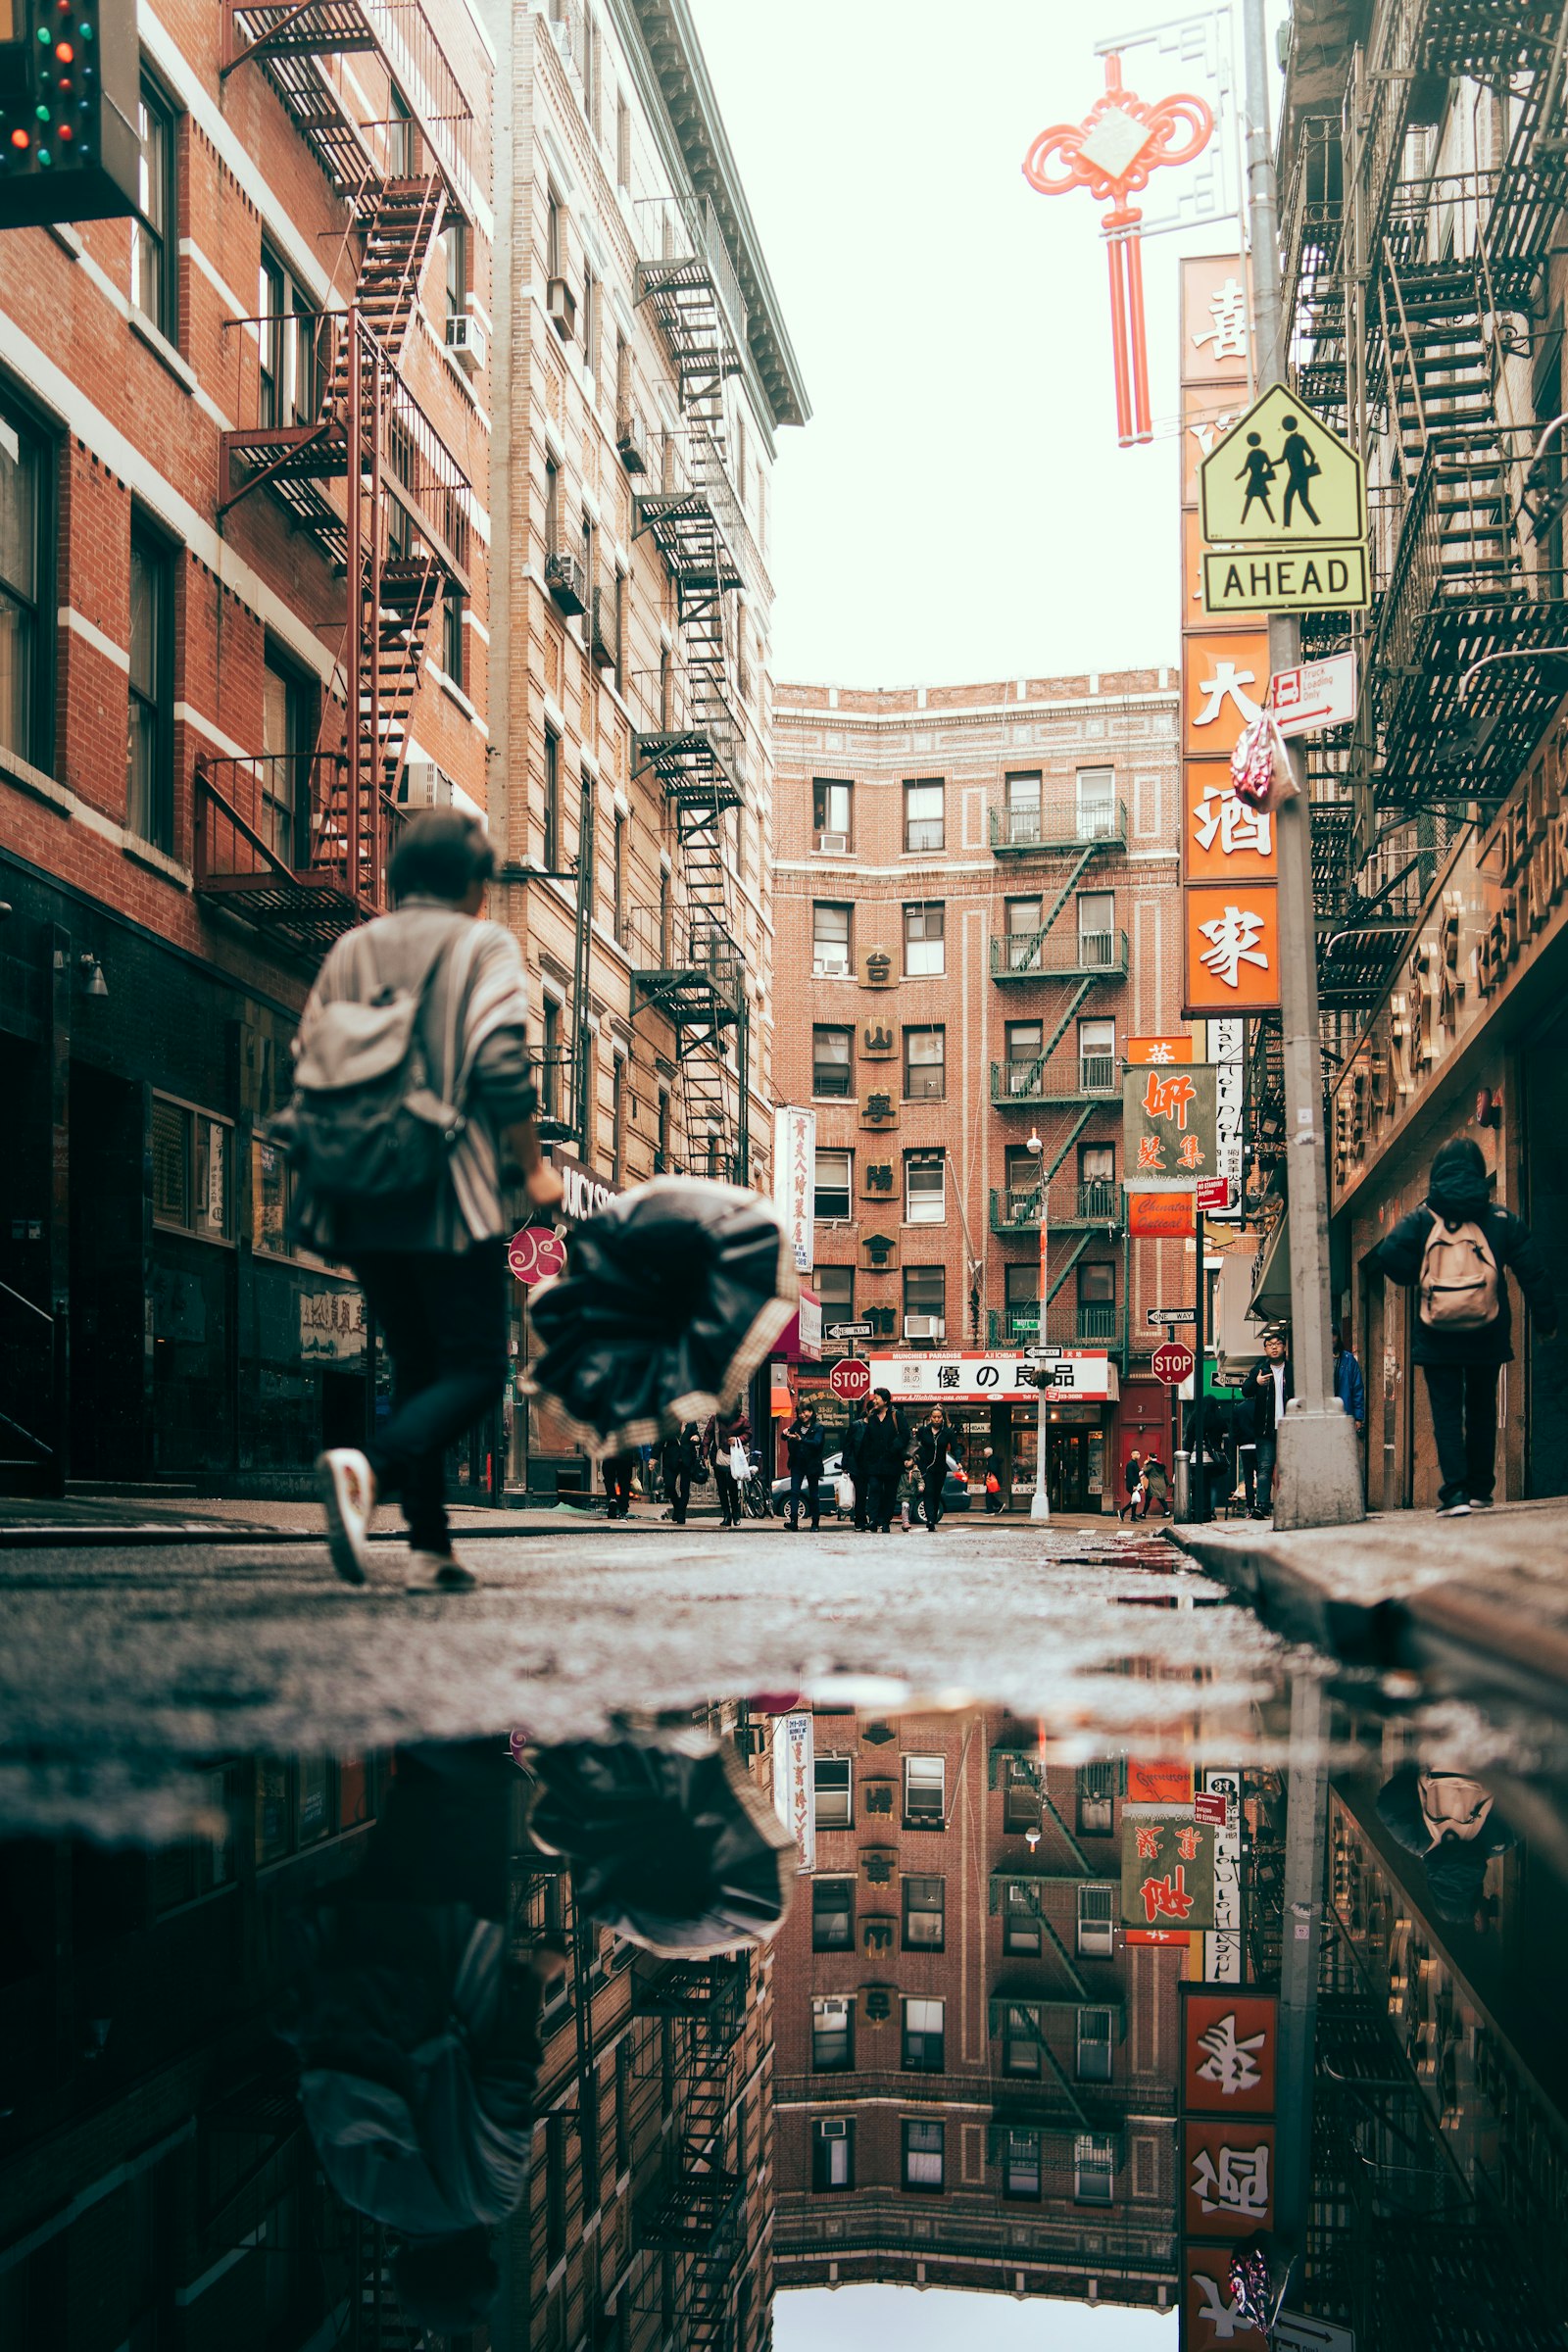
[317,1448,374,1585]
[407,1548,477,1592]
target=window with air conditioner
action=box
[812,777,853,852]
[1004,1880,1042,1956]
[811,2118,855,2191]
[814,1755,853,1830]
[1004,1147,1040,1222]
[904,2119,944,2192]
[1074,2132,1115,2204]
[1077,2006,1114,2082]
[1004,1020,1043,1097]
[904,777,945,854]
[1003,1756,1041,1832]
[814,1151,853,1224]
[903,1265,945,1339]
[902,1996,945,2073]
[1077,1760,1116,1836]
[1078,1883,1116,1958]
[903,1026,945,1102]
[904,1753,945,1825]
[812,1996,853,2073]
[902,1875,944,1950]
[903,901,945,977]
[904,1152,945,1226]
[812,1026,854,1100]
[813,902,853,977]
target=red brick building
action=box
[771,674,1193,1507]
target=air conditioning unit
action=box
[905,1315,945,1341]
[544,549,587,615]
[815,832,849,855]
[546,275,576,340]
[445,313,486,372]
[615,410,650,474]
[812,955,851,977]
[401,760,453,808]
[546,15,572,63]
[818,1998,851,2028]
[819,2119,849,2140]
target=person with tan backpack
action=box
[1372,1136,1556,1516]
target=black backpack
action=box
[279,936,466,1205]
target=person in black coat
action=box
[602,1448,635,1519]
[660,1422,702,1525]
[858,1387,908,1532]
[1376,1761,1515,1928]
[1370,1136,1557,1516]
[1240,1330,1293,1518]
[911,1406,954,1531]
[782,1401,826,1531]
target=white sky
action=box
[774,2285,1176,2348]
[685,0,1283,689]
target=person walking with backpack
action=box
[1371,1136,1556,1516]
[288,811,561,1591]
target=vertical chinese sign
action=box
[772,1104,817,1277]
[771,1710,815,1871]
[1181,257,1280,1024]
[1179,1987,1279,2349]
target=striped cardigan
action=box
[294,897,537,1255]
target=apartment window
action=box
[1076,764,1116,839]
[260,648,311,868]
[440,219,467,332]
[1078,1760,1116,1836]
[613,570,627,695]
[903,902,944,977]
[1077,2006,1115,2082]
[1003,1264,1038,1341]
[1004,2129,1042,2201]
[658,864,671,962]
[151,1098,231,1242]
[815,1264,855,1321]
[812,777,853,848]
[903,1026,945,1102]
[812,1877,855,1952]
[1081,1143,1115,1187]
[811,2119,855,2192]
[812,1025,854,1099]
[1003,2003,1043,2079]
[582,262,599,383]
[904,1753,945,1825]
[132,76,177,340]
[1074,2133,1115,2205]
[904,777,944,854]
[610,1054,625,1185]
[814,1150,853,1223]
[615,92,632,189]
[1078,1883,1116,1958]
[814,1754,853,1830]
[656,1089,670,1173]
[386,85,414,177]
[1077,889,1115,964]
[811,1996,853,2073]
[1003,1757,1041,1832]
[583,3,600,132]
[1079,1016,1116,1092]
[903,1265,945,1333]
[540,999,562,1121]
[1003,1880,1042,1955]
[902,1997,945,2073]
[904,2119,944,2193]
[611,809,626,945]
[902,1875,944,1951]
[904,1151,945,1226]
[127,524,173,853]
[547,185,565,279]
[545,2116,566,2267]
[1004,768,1041,847]
[0,393,51,771]
[813,902,853,977]
[543,729,561,868]
[1004,895,1043,971]
[1078,1261,1115,1340]
[442,587,465,689]
[1004,1020,1043,1095]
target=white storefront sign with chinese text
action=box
[865,1351,1119,1403]
[300,1289,368,1362]
[1201,1767,1243,1981]
[771,1710,815,1872]
[771,1105,816,1277]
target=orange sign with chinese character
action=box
[1184,760,1278,881]
[1128,1035,1197,1063]
[1183,2120,1277,2239]
[1184,629,1272,757]
[1183,1990,1278,2113]
[1183,2243,1270,2347]
[1184,883,1281,1015]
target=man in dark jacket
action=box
[859,1387,908,1533]
[1376,1761,1514,1927]
[783,1402,826,1531]
[1240,1330,1293,1518]
[660,1423,702,1525]
[1371,1136,1557,1515]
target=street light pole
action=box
[1239,0,1364,1531]
[1027,1128,1051,1522]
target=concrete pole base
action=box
[1273,1406,1366,1532]
[1030,1492,1052,1522]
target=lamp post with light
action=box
[1026,1127,1050,1522]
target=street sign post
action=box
[1148,1306,1198,1326]
[825,1320,873,1341]
[1152,1341,1196,1387]
[828,1358,871,1402]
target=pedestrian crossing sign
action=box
[1199,382,1365,547]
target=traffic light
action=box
[0,0,137,229]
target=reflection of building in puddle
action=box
[767,1705,1181,2312]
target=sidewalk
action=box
[1172,1497,1568,1711]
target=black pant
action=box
[353,1241,508,1556]
[788,1465,819,1527]
[848,1471,867,1530]
[713,1463,741,1524]
[1422,1361,1498,1502]
[1255,1436,1278,1511]
[865,1468,899,1531]
[1238,1444,1257,1511]
[666,1465,692,1523]
[918,1466,945,1529]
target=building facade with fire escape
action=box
[479,0,808,1493]
[1270,0,1568,1507]
[0,0,495,1491]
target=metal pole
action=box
[1031,1188,1051,1521]
[1239,0,1364,1531]
[1275,1667,1329,2246]
[1193,1206,1207,1521]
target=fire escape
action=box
[630,1955,752,2348]
[193,3,474,961]
[632,196,752,1184]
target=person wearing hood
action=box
[1375,1761,1515,1929]
[1371,1136,1556,1517]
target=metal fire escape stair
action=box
[633,1959,748,2351]
[1379,251,1513,589]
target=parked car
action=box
[768,1449,970,1516]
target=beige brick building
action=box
[771,673,1194,1507]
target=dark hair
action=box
[392,2230,499,2328]
[388,809,496,906]
[873,1387,891,1404]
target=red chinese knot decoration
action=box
[1023,54,1214,447]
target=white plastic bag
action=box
[729,1440,751,1482]
[836,1472,856,1512]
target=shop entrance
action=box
[1049,1428,1093,1512]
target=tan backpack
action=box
[1418,1217,1500,1330]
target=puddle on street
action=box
[3,1590,1567,2352]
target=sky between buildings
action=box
[773,2284,1177,2347]
[685,0,1287,688]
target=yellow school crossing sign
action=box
[1198,382,1369,614]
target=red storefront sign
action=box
[1183,2118,1277,2238]
[1183,1990,1278,2114]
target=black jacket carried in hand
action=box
[1373,1200,1556,1367]
[858,1405,906,1473]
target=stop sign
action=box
[1152,1341,1196,1388]
[829,1357,871,1401]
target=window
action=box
[814,1150,852,1223]
[386,86,414,177]
[127,524,173,852]
[260,648,311,868]
[151,1098,231,1241]
[904,777,944,854]
[812,1877,855,1951]
[1077,2006,1114,2082]
[540,998,562,1120]
[132,77,177,340]
[1003,1880,1042,1955]
[1078,1883,1115,1958]
[902,1996,945,2072]
[812,777,853,847]
[903,902,944,977]
[1006,769,1041,812]
[813,901,853,976]
[902,1875,944,1950]
[904,2119,944,2192]
[905,1151,945,1225]
[442,587,465,690]
[1004,1020,1043,1094]
[1004,1146,1040,1215]
[1003,769,1041,848]
[440,219,467,331]
[1076,765,1116,839]
[812,1025,854,1099]
[811,1996,853,2073]
[547,185,565,279]
[0,394,51,771]
[658,865,671,962]
[543,729,561,868]
[1078,1260,1116,1339]
[582,3,599,132]
[815,1264,855,1321]
[903,1265,944,1332]
[1079,1017,1116,1092]
[656,1089,670,1173]
[904,1753,945,1824]
[1080,1142,1115,1215]
[581,262,599,382]
[1077,890,1116,968]
[610,1054,625,1185]
[611,809,626,944]
[545,456,562,556]
[1003,2003,1043,2078]
[1003,1757,1041,1832]
[903,1026,945,1101]
[1078,1760,1116,1836]
[1004,895,1043,971]
[811,2119,855,2191]
[615,92,632,189]
[1074,2133,1115,2204]
[814,1754,853,1830]
[1004,2129,1042,2200]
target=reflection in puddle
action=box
[2,1679,1565,2347]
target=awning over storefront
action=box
[1248,1209,1291,1325]
[775,1288,821,1362]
